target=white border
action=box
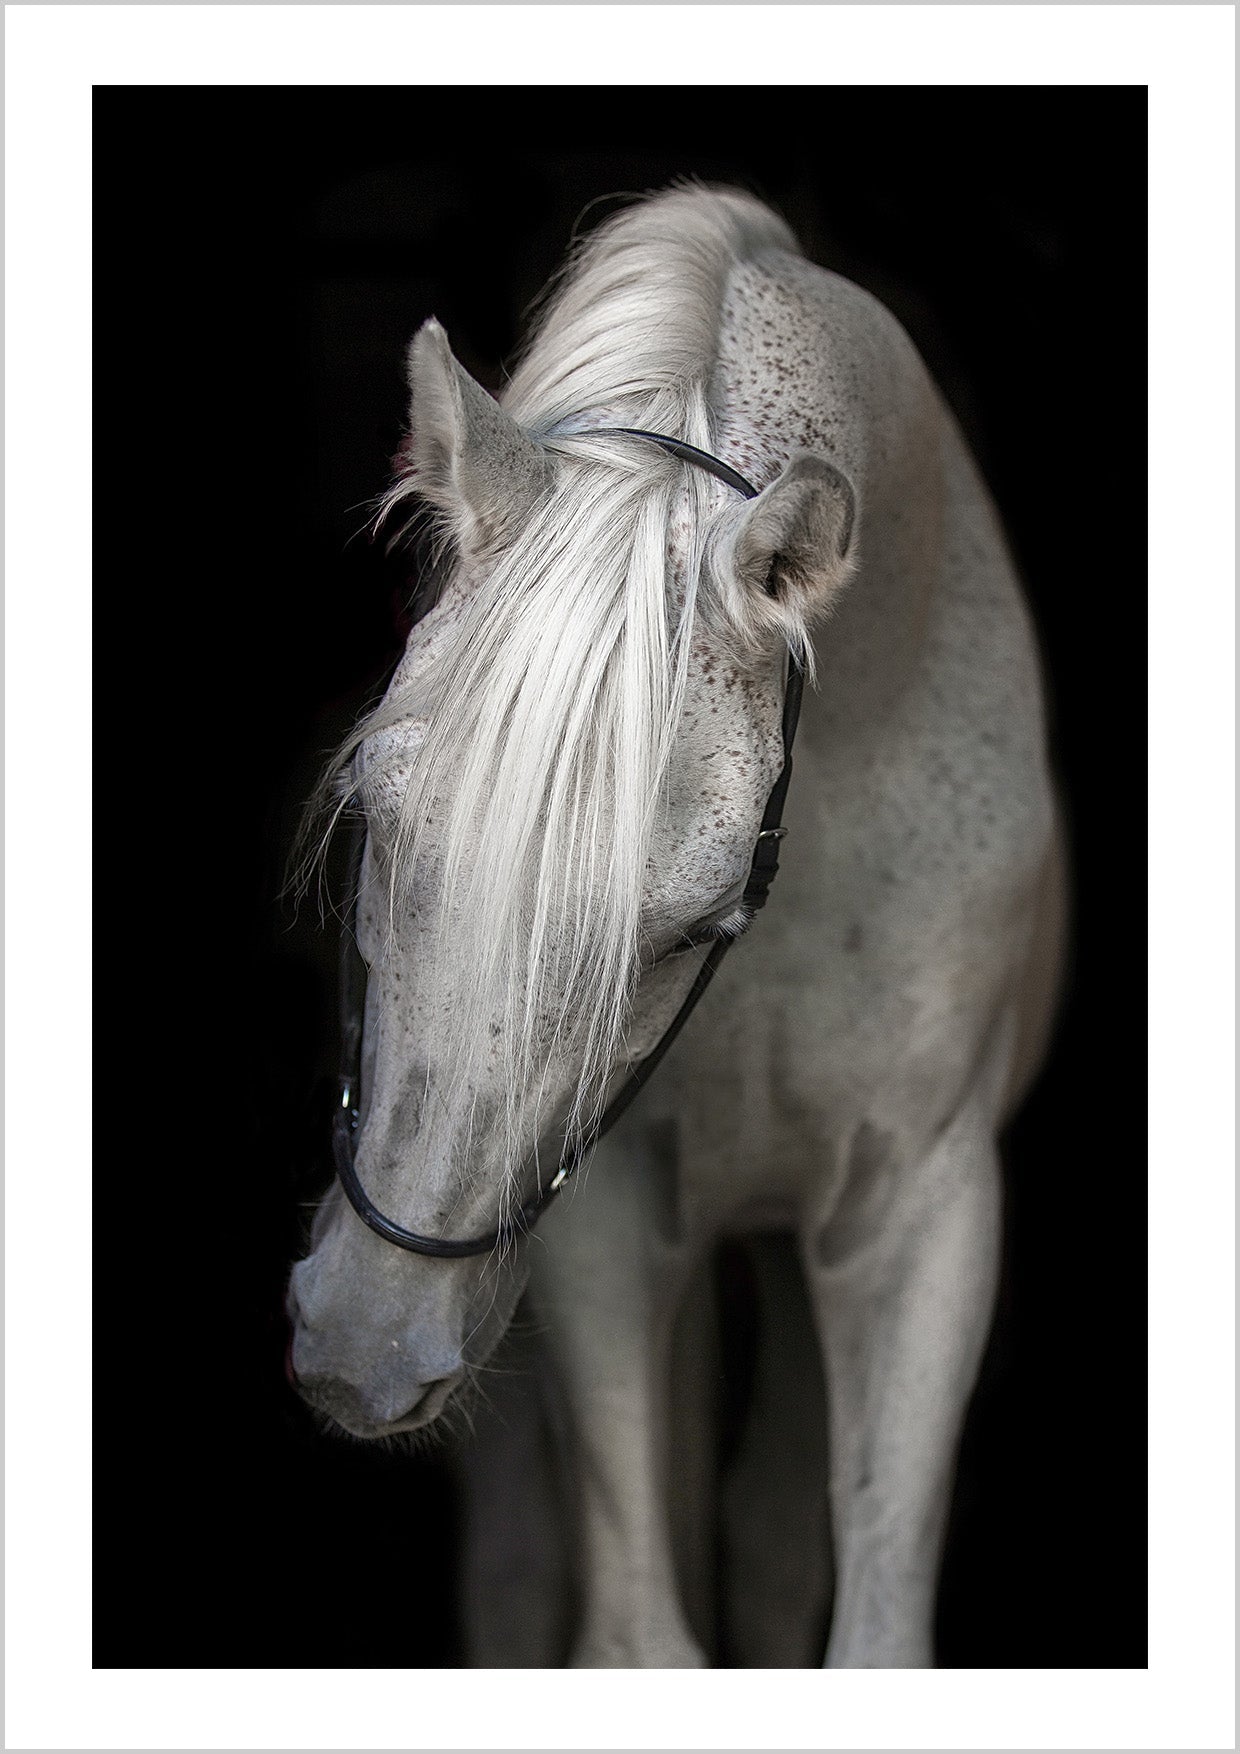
[5,5,1234,1750]
[0,3,1230,87]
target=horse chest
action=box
[649,758,1041,1232]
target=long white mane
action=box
[325,188,802,1196]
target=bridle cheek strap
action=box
[331,431,804,1257]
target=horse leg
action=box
[530,1128,708,1668]
[800,1095,1002,1668]
[665,1247,722,1660]
[718,1233,833,1666]
[453,1312,571,1667]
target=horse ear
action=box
[403,318,553,557]
[716,452,857,643]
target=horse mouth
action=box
[292,1370,460,1441]
[376,1375,457,1435]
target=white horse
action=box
[287,185,1064,1667]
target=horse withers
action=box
[286,185,1064,1667]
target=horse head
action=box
[287,311,856,1439]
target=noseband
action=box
[331,430,804,1257]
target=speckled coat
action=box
[288,188,1065,1668]
[528,236,1064,1668]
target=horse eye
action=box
[673,900,755,953]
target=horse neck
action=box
[712,249,952,721]
[714,249,943,534]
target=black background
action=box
[94,86,1146,1668]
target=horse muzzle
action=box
[284,1280,463,1437]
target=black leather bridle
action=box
[331,429,804,1257]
